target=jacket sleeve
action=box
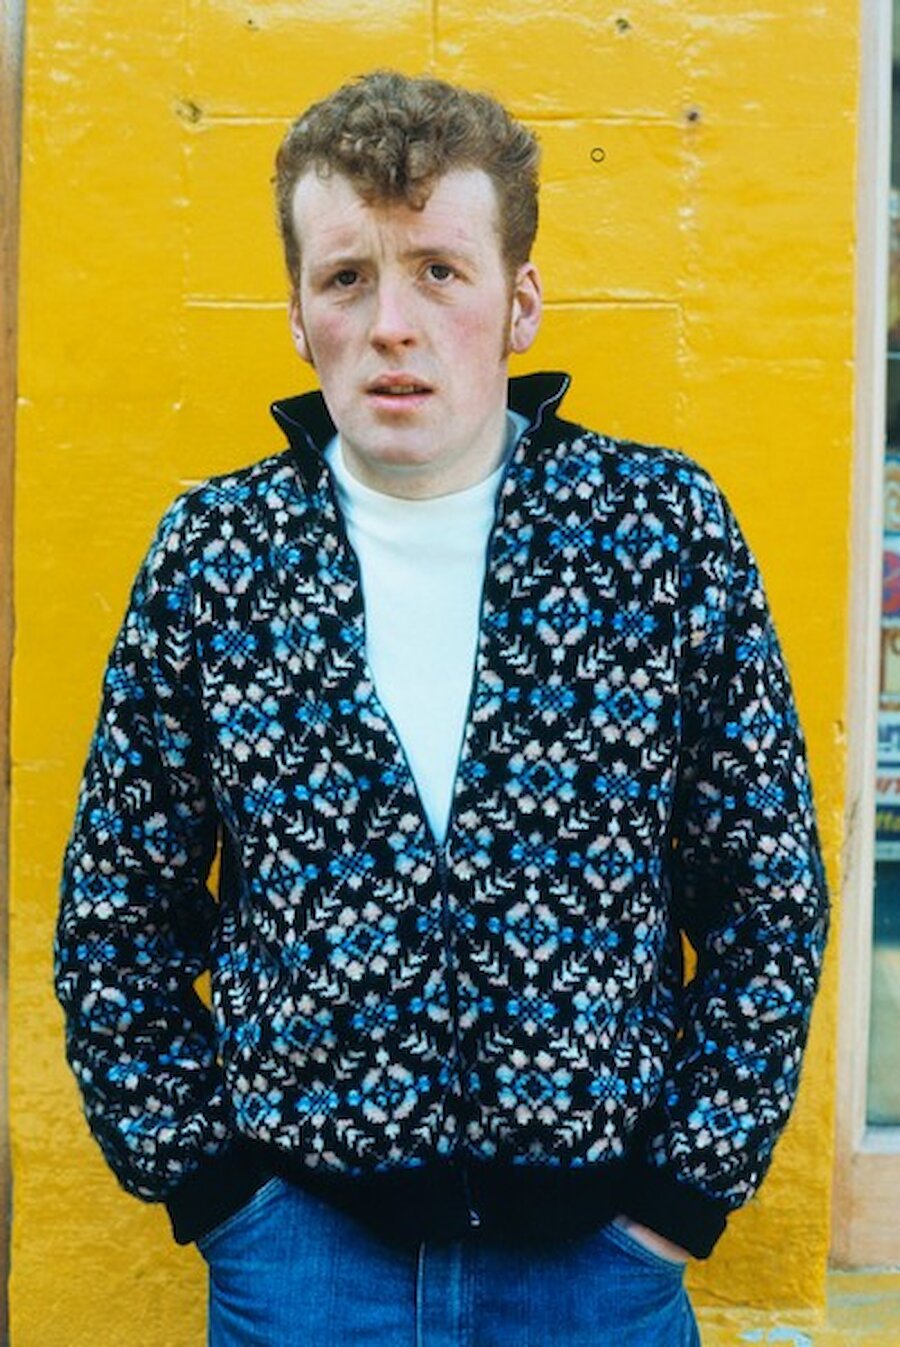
[623,470,830,1257]
[54,498,264,1239]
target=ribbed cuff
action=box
[620,1159,729,1259]
[166,1138,270,1245]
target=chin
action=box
[364,446,439,468]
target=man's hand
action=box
[613,1215,691,1264]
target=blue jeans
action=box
[198,1177,701,1346]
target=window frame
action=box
[832,0,900,1268]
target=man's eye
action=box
[333,269,359,288]
[426,263,454,282]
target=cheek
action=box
[303,312,353,373]
[448,305,510,373]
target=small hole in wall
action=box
[174,98,203,125]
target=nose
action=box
[369,278,417,350]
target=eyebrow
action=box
[308,254,368,276]
[307,242,480,276]
[399,243,479,265]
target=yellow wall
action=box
[11,2,856,1341]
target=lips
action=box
[365,374,434,397]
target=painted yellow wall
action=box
[11,1,856,1341]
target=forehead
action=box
[290,167,502,263]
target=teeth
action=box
[371,383,426,394]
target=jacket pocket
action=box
[195,1176,286,1256]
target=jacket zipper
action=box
[304,391,563,1234]
[435,389,567,1232]
[437,840,482,1230]
[308,460,482,1224]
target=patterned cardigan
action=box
[55,371,829,1257]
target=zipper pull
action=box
[462,1164,481,1230]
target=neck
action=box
[339,402,511,501]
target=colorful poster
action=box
[876,710,900,859]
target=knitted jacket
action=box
[55,371,829,1258]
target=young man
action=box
[56,71,829,1345]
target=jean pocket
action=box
[602,1220,688,1275]
[196,1176,287,1258]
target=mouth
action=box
[365,375,434,400]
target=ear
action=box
[508,261,542,355]
[288,292,314,366]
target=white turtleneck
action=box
[325,414,526,844]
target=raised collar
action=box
[269,371,572,460]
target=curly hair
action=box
[274,70,540,293]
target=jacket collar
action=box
[269,371,572,460]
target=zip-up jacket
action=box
[55,372,829,1258]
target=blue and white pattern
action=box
[55,373,828,1250]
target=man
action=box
[56,71,829,1345]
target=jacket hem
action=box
[619,1159,729,1258]
[265,1150,632,1247]
[165,1138,271,1245]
